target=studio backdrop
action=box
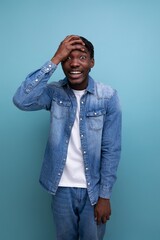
[1,0,160,239]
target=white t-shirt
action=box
[58,89,87,188]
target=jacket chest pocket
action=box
[86,109,105,130]
[51,98,71,119]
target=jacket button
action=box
[26,89,30,93]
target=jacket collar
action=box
[61,75,95,94]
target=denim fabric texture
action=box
[51,187,106,240]
[13,61,122,205]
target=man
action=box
[13,35,122,240]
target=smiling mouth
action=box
[68,71,82,79]
[70,71,82,74]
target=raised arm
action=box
[13,61,57,111]
[13,35,85,111]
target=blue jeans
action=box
[51,187,106,240]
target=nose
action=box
[70,58,80,67]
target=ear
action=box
[90,58,95,68]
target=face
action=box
[61,47,94,90]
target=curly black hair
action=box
[79,36,94,59]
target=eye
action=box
[80,55,87,60]
[66,56,71,61]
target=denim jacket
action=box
[13,61,122,205]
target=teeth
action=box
[70,71,81,74]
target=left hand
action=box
[94,198,111,225]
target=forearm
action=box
[13,61,57,111]
[99,149,121,199]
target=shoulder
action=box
[94,81,116,100]
[94,81,121,113]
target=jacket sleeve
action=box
[13,61,57,111]
[99,90,122,199]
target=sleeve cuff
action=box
[41,60,57,74]
[99,185,112,199]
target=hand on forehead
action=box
[63,35,85,46]
[51,35,87,64]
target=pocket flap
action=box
[86,109,106,117]
[52,97,71,107]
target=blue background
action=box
[1,0,160,239]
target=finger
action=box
[102,216,106,224]
[61,39,85,53]
[65,34,78,38]
[65,40,85,49]
[70,44,86,52]
[94,206,101,225]
[95,213,101,225]
[65,35,80,40]
[94,208,99,224]
[70,39,85,45]
[102,215,109,224]
[61,43,85,56]
[64,36,85,46]
[63,35,79,42]
[97,216,102,225]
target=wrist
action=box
[98,197,110,202]
[51,56,61,65]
